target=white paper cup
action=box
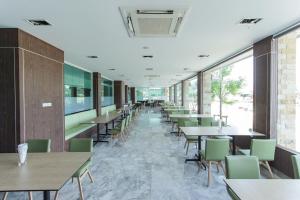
[18,143,28,166]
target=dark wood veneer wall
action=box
[0,28,64,152]
[93,72,101,116]
[130,87,136,104]
[124,85,128,104]
[114,80,125,109]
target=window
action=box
[136,87,169,101]
[101,78,114,107]
[276,28,300,152]
[176,83,182,105]
[203,51,253,129]
[184,76,198,112]
[169,86,174,102]
[64,64,93,115]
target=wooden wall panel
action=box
[93,72,101,116]
[0,28,64,152]
[125,85,128,104]
[114,81,125,109]
[130,87,136,104]
[23,51,64,152]
[0,48,19,152]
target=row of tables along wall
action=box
[160,102,300,200]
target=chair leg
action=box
[77,177,84,200]
[87,170,94,183]
[54,191,59,200]
[186,142,190,155]
[184,140,187,148]
[219,161,226,176]
[208,161,211,186]
[264,161,273,178]
[2,192,8,200]
[216,162,219,173]
[28,192,33,200]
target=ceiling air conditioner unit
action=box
[120,7,188,37]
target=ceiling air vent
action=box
[239,18,262,24]
[26,19,51,26]
[120,7,188,37]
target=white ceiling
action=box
[1,0,300,87]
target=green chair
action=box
[171,110,184,130]
[225,155,260,200]
[239,139,276,178]
[27,139,51,152]
[200,139,230,186]
[3,139,51,200]
[291,155,300,179]
[200,117,214,126]
[56,138,93,200]
[180,119,199,154]
[111,118,126,142]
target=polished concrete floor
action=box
[5,108,233,200]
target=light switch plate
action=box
[42,102,52,107]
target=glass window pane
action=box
[277,28,300,152]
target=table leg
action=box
[93,123,109,145]
[112,120,115,128]
[43,191,50,200]
[185,136,206,169]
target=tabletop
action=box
[84,111,122,124]
[180,126,265,137]
[169,114,212,119]
[0,152,91,192]
[224,179,300,200]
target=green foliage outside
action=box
[211,66,245,105]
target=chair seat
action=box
[238,149,250,156]
[73,160,91,177]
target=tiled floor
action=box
[4,108,233,200]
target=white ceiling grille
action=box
[120,7,188,37]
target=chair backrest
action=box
[205,139,230,161]
[183,119,198,127]
[27,139,51,153]
[291,155,300,179]
[120,118,126,132]
[225,155,260,179]
[125,116,130,127]
[65,109,97,130]
[250,139,276,161]
[69,138,93,152]
[200,117,213,126]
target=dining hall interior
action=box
[1,0,300,200]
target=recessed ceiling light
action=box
[143,55,153,58]
[26,19,51,26]
[142,46,149,49]
[120,74,125,77]
[176,74,182,76]
[87,56,98,58]
[108,68,116,71]
[145,68,154,71]
[184,68,189,71]
[198,54,210,58]
[144,75,160,78]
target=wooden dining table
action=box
[224,179,300,200]
[180,126,265,167]
[82,111,122,144]
[0,152,91,200]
